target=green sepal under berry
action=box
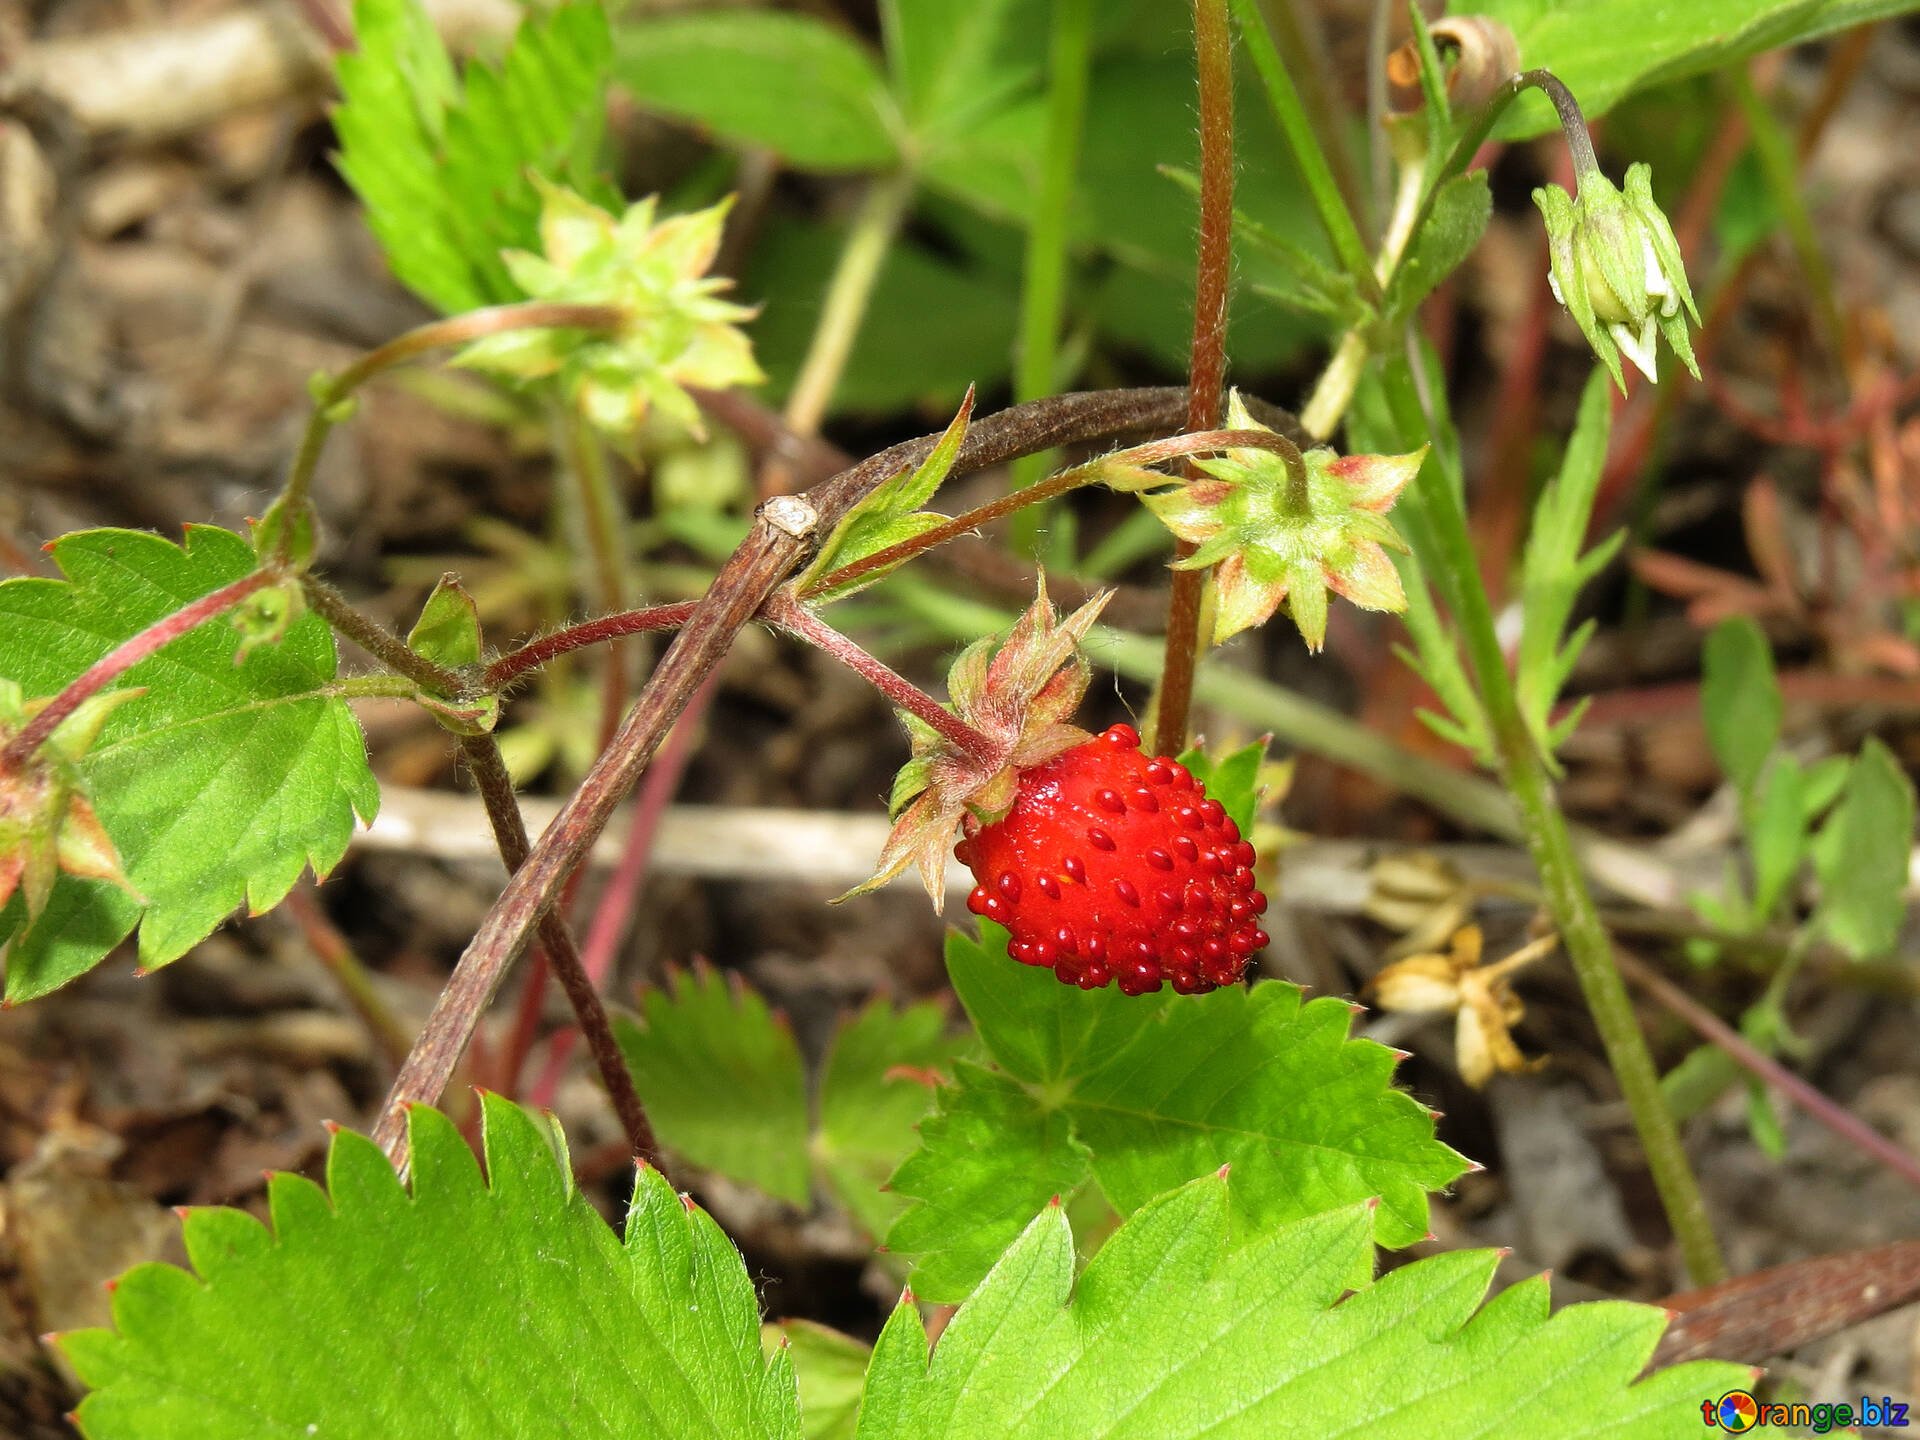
[1126,391,1423,650]
[1536,162,1700,390]
[795,389,972,603]
[0,527,377,1001]
[456,180,763,441]
[843,581,1111,908]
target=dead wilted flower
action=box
[1369,924,1558,1087]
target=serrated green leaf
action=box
[0,527,376,1001]
[1812,737,1916,960]
[1517,366,1616,765]
[615,964,812,1205]
[1484,0,1914,140]
[1702,616,1781,796]
[334,0,613,314]
[1392,552,1494,765]
[860,1175,1745,1438]
[777,1320,870,1440]
[815,998,969,1240]
[1384,171,1491,323]
[617,11,901,172]
[1161,166,1369,327]
[65,1097,802,1438]
[887,923,1467,1301]
[884,1060,1093,1300]
[797,393,971,602]
[406,573,483,668]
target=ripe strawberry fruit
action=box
[954,722,1269,996]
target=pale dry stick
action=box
[369,388,1213,1161]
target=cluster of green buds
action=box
[457,179,762,439]
[1534,161,1699,389]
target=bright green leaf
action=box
[333,0,614,313]
[879,0,1036,145]
[407,573,484,668]
[1384,171,1492,323]
[815,997,969,1240]
[64,1098,802,1438]
[1812,737,1916,960]
[617,11,900,172]
[1484,0,1915,139]
[797,393,972,603]
[1178,737,1269,837]
[1746,752,1809,922]
[1701,617,1781,796]
[887,923,1467,1301]
[0,527,377,1001]
[614,964,812,1205]
[861,1176,1745,1438]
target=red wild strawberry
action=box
[954,723,1269,996]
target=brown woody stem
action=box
[484,604,699,691]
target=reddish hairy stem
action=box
[765,593,996,761]
[1155,0,1235,758]
[370,388,1224,1157]
[0,569,277,772]
[1615,946,1920,1196]
[484,603,697,691]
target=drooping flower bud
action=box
[456,180,763,440]
[1534,162,1699,390]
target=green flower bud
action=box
[1534,162,1699,390]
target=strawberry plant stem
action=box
[372,731,661,1169]
[1615,946,1920,1195]
[375,390,1224,1141]
[1381,357,1726,1285]
[1231,0,1381,304]
[1008,0,1095,546]
[484,603,698,691]
[554,402,632,745]
[0,567,278,771]
[1154,0,1235,758]
[302,577,468,697]
[767,594,995,762]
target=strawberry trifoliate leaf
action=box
[63,1097,803,1438]
[885,922,1466,1301]
[0,527,377,1002]
[814,997,970,1240]
[859,1174,1746,1438]
[615,963,812,1205]
[616,969,965,1233]
[333,0,614,314]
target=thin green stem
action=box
[1231,0,1381,305]
[1009,0,1096,546]
[301,577,468,697]
[775,171,915,457]
[274,303,625,565]
[1380,355,1725,1286]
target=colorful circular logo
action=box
[1715,1391,1759,1432]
